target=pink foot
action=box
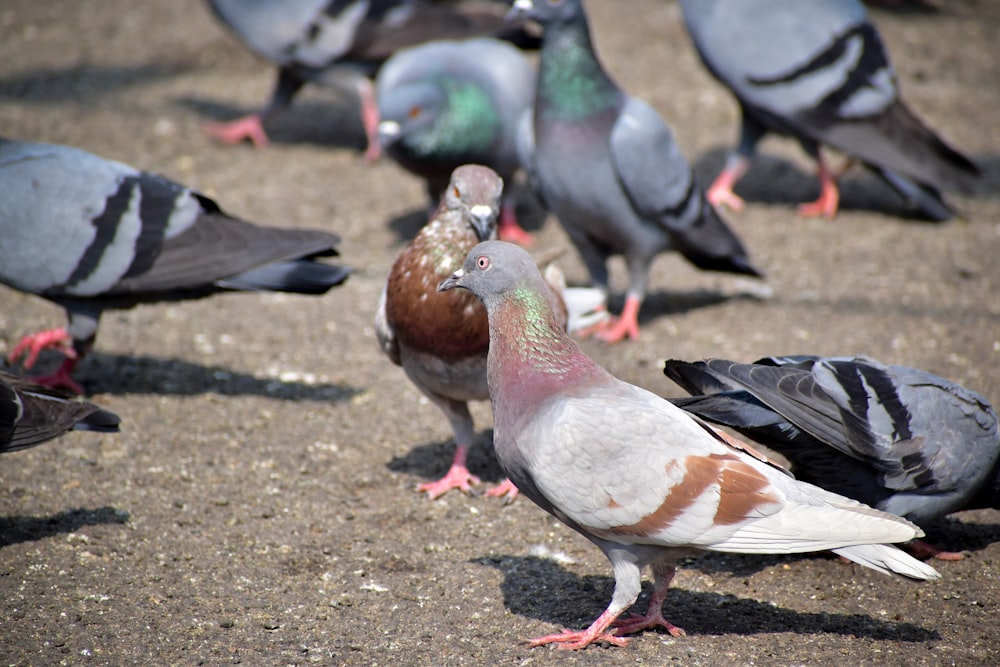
[706,162,748,213]
[7,327,75,369]
[23,358,84,395]
[484,478,519,502]
[417,462,481,499]
[578,296,640,344]
[204,115,270,148]
[527,608,628,650]
[798,158,840,218]
[613,609,686,638]
[905,539,967,562]
[498,203,534,247]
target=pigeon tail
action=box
[218,261,351,294]
[832,543,941,580]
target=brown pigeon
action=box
[439,240,939,649]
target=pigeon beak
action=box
[377,120,401,147]
[506,0,533,21]
[469,205,496,241]
[438,267,466,293]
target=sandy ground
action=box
[2,1,999,665]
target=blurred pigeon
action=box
[376,165,603,500]
[439,240,939,649]
[665,355,1000,559]
[0,138,350,394]
[204,0,541,160]
[679,0,980,220]
[510,0,762,343]
[1,371,120,454]
[376,37,536,245]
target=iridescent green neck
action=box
[537,15,621,122]
[410,80,498,160]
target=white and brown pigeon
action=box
[376,165,604,500]
[376,37,536,245]
[510,0,761,343]
[439,240,939,649]
[204,0,540,160]
[679,0,980,220]
[0,138,350,394]
[665,355,1000,560]
[0,371,120,454]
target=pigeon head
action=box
[509,0,583,25]
[377,82,445,150]
[442,164,504,242]
[437,240,539,305]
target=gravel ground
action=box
[2,1,999,665]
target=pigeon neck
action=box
[485,281,606,413]
[421,80,500,158]
[537,14,621,121]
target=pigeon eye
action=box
[452,186,461,199]
[408,106,421,119]
[476,256,490,270]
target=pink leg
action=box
[798,156,840,218]
[417,443,481,500]
[706,158,749,213]
[591,295,641,344]
[8,327,76,369]
[612,566,686,638]
[528,606,629,650]
[356,79,381,163]
[497,202,534,247]
[483,478,519,502]
[203,114,270,148]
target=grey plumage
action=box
[0,372,120,454]
[376,37,535,242]
[0,138,349,392]
[680,0,980,220]
[439,241,938,649]
[665,355,1000,529]
[511,0,761,343]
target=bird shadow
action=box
[175,95,368,152]
[0,62,192,104]
[0,506,130,548]
[3,352,359,402]
[473,554,939,641]
[386,430,507,489]
[691,147,993,220]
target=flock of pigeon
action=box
[2,0,996,652]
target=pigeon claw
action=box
[527,627,629,650]
[23,358,84,396]
[7,327,75,369]
[706,168,747,213]
[497,205,534,247]
[417,461,481,500]
[798,160,840,219]
[612,610,686,638]
[204,115,270,148]
[483,477,520,502]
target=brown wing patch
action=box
[609,453,781,537]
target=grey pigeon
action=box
[679,0,980,220]
[1,371,120,454]
[439,240,939,649]
[0,138,350,394]
[376,37,536,245]
[204,0,540,160]
[510,0,761,343]
[376,165,602,499]
[665,355,1000,559]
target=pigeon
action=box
[204,0,541,160]
[679,0,980,220]
[1,371,120,454]
[664,355,1000,559]
[376,37,536,245]
[438,240,939,649]
[0,138,351,394]
[376,164,603,500]
[510,0,762,343]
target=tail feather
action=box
[874,166,956,222]
[833,543,941,580]
[218,260,351,294]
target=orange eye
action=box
[452,186,460,198]
[408,105,421,119]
